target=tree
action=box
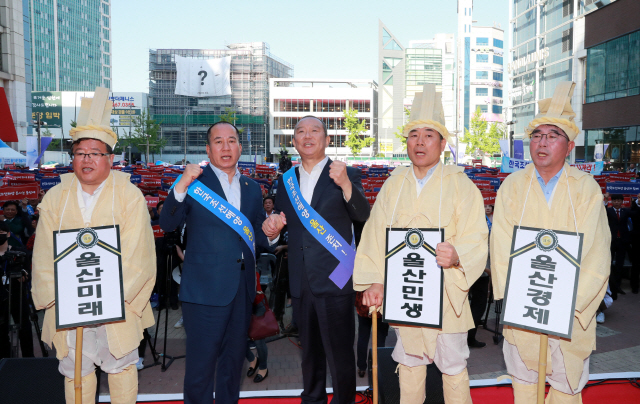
[117,109,166,163]
[343,108,374,157]
[219,107,244,135]
[393,107,411,151]
[485,122,505,155]
[464,107,489,156]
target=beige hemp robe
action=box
[32,170,156,360]
[353,164,488,359]
[491,163,610,391]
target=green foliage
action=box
[485,122,505,155]
[343,108,374,157]
[218,107,244,135]
[116,109,166,160]
[392,107,411,151]
[464,107,489,156]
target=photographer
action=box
[3,200,33,247]
[0,221,34,359]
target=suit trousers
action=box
[182,268,251,404]
[292,269,356,404]
[610,238,629,293]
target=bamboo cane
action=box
[372,309,379,404]
[537,333,548,404]
[75,327,83,404]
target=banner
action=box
[383,228,444,328]
[32,91,62,127]
[499,139,510,157]
[501,227,582,339]
[571,162,603,175]
[174,55,231,98]
[0,184,39,201]
[606,182,640,195]
[513,140,524,160]
[26,137,53,168]
[145,196,159,208]
[501,156,532,173]
[54,226,125,328]
[40,177,61,190]
[482,192,496,205]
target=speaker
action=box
[0,358,65,404]
[369,347,445,404]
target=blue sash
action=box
[283,168,355,289]
[171,175,255,260]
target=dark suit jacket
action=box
[275,159,370,298]
[160,166,268,307]
[607,206,631,243]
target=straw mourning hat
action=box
[525,81,580,141]
[402,83,453,145]
[69,87,118,148]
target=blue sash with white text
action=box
[283,168,355,289]
[171,175,255,261]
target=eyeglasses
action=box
[530,133,569,143]
[72,152,111,160]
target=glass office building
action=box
[29,0,111,91]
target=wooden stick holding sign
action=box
[372,309,378,404]
[537,334,548,404]
[74,327,83,404]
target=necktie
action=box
[617,209,621,238]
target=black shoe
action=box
[618,289,626,295]
[468,339,487,348]
[283,324,298,335]
[358,369,366,378]
[253,369,268,383]
[170,302,179,310]
[246,357,260,377]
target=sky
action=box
[112,0,510,93]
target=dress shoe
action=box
[246,357,260,377]
[617,289,626,295]
[612,292,618,301]
[254,369,268,383]
[468,339,486,348]
[282,324,298,335]
[358,369,366,378]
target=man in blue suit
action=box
[160,122,268,404]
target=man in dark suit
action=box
[629,193,640,294]
[607,194,631,299]
[160,122,268,404]
[263,116,370,404]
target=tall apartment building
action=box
[378,20,455,156]
[28,0,111,91]
[457,0,505,134]
[149,43,293,164]
[269,78,377,159]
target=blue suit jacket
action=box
[160,166,268,306]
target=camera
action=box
[0,250,27,278]
[163,231,180,249]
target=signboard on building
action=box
[507,48,550,74]
[32,92,63,128]
[108,93,145,127]
[379,140,394,153]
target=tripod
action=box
[481,288,504,344]
[143,239,184,372]
[5,270,43,358]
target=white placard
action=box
[501,226,583,339]
[54,226,125,329]
[174,55,231,98]
[383,228,444,328]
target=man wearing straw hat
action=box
[353,84,488,404]
[491,82,610,403]
[32,87,156,404]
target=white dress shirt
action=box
[299,156,329,203]
[173,164,242,210]
[77,176,109,225]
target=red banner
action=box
[145,196,159,208]
[0,184,39,201]
[158,191,169,201]
[471,180,491,187]
[152,225,165,238]
[142,178,162,187]
[608,175,632,182]
[11,173,35,181]
[365,192,378,206]
[482,192,496,205]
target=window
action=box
[492,105,503,114]
[476,88,488,96]
[493,89,503,97]
[493,72,503,81]
[476,71,488,79]
[476,54,489,63]
[493,56,504,65]
[476,105,488,113]
[494,39,504,49]
[476,37,489,46]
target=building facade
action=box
[457,0,505,134]
[269,78,377,159]
[582,0,639,169]
[0,0,31,152]
[506,0,617,160]
[377,21,455,156]
[28,0,111,91]
[149,43,293,164]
